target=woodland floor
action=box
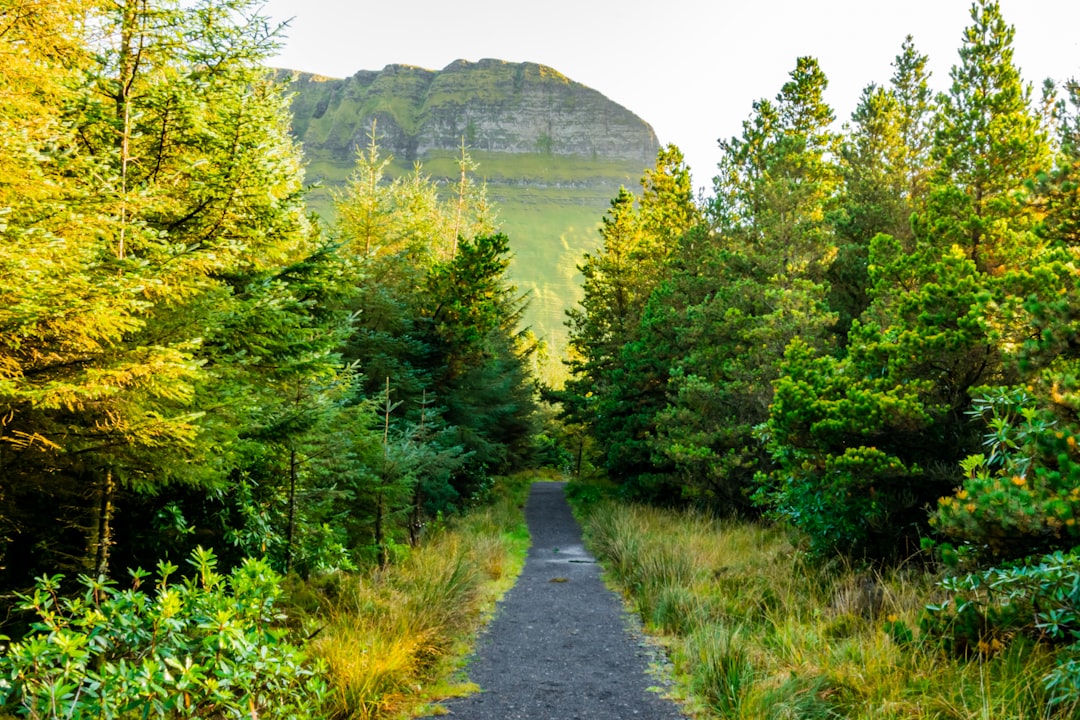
[427,481,687,719]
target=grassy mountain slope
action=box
[279,60,659,378]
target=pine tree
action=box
[647,58,838,512]
[562,147,700,495]
[333,137,537,535]
[425,232,538,483]
[929,80,1080,559]
[760,3,1053,558]
[921,0,1050,273]
[830,37,936,334]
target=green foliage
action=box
[562,146,701,498]
[0,0,352,585]
[755,4,1056,560]
[331,137,539,554]
[924,550,1080,707]
[924,0,1050,273]
[0,548,326,719]
[643,57,839,513]
[830,37,936,335]
[759,232,1007,555]
[933,386,1080,558]
[760,340,935,557]
[426,233,515,374]
[563,480,607,509]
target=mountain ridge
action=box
[282,58,658,164]
[279,59,662,378]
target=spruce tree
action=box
[0,0,327,582]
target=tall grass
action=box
[577,499,1073,719]
[285,472,534,719]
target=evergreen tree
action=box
[930,79,1080,560]
[0,0,329,583]
[332,137,537,545]
[562,147,700,496]
[920,0,1050,273]
[649,58,838,512]
[760,2,1052,558]
[425,231,538,481]
[830,37,936,334]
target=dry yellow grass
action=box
[287,473,533,719]
[577,498,1068,720]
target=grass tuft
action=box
[284,473,533,719]
[685,624,754,717]
[575,499,1068,719]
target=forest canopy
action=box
[0,0,538,592]
[563,0,1080,565]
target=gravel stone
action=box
[429,481,687,719]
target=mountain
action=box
[280,59,661,376]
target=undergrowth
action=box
[0,473,533,720]
[282,471,534,719]
[574,494,1077,719]
[0,550,325,720]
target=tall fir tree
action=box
[0,0,334,583]
[332,136,536,547]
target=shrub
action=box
[923,550,1080,708]
[0,548,325,719]
[758,338,936,560]
[933,386,1080,559]
[564,480,605,509]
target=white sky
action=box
[258,0,1080,193]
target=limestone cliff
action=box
[284,59,659,165]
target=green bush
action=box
[758,337,935,559]
[933,386,1080,559]
[564,480,607,509]
[0,548,326,719]
[923,550,1080,707]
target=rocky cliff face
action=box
[285,59,659,165]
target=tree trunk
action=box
[116,0,141,261]
[87,468,116,577]
[408,487,423,547]
[285,447,298,573]
[374,489,386,567]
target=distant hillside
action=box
[279,59,661,376]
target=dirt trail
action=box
[429,481,687,719]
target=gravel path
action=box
[429,481,687,719]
